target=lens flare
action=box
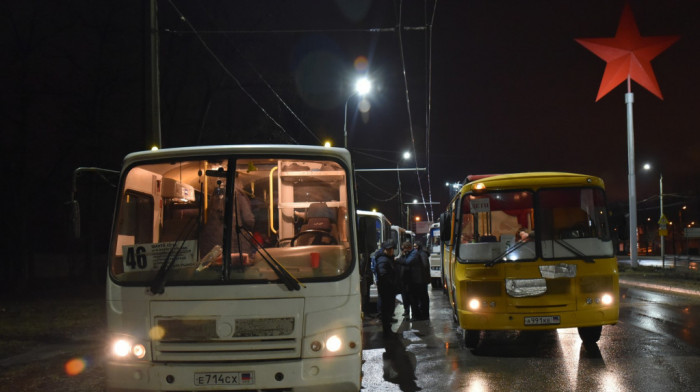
[64,358,87,376]
[149,325,166,340]
[353,56,368,72]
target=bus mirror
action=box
[439,212,451,244]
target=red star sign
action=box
[575,3,679,101]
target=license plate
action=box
[194,371,254,386]
[524,315,560,326]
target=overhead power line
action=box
[165,0,299,143]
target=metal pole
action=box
[343,92,356,149]
[660,174,665,268]
[149,0,162,148]
[626,91,638,267]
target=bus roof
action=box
[120,145,352,169]
[459,172,605,194]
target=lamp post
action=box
[644,163,666,268]
[344,77,371,148]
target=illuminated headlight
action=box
[468,298,480,310]
[305,328,360,357]
[326,335,342,352]
[111,338,147,359]
[586,293,614,306]
[601,293,614,305]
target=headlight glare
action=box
[468,298,480,310]
[132,344,146,359]
[601,293,613,305]
[326,335,342,352]
[113,339,131,357]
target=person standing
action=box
[413,241,431,320]
[375,239,398,337]
[395,241,419,320]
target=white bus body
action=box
[427,222,442,288]
[105,145,361,391]
[356,210,392,306]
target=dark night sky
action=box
[3,0,700,257]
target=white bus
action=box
[105,145,362,391]
[427,222,443,289]
[356,210,392,310]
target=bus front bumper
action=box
[106,353,361,392]
[457,306,619,331]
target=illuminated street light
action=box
[403,151,411,160]
[324,141,332,148]
[643,163,666,267]
[344,77,372,148]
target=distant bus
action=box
[356,210,392,311]
[427,222,443,289]
[440,172,619,348]
[104,145,361,391]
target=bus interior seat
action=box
[295,202,338,245]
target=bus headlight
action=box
[468,299,480,310]
[601,293,614,305]
[304,327,361,357]
[111,337,147,360]
[325,335,342,352]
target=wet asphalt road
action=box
[360,285,700,392]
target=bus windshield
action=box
[457,187,613,263]
[110,156,352,286]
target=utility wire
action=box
[195,5,322,144]
[162,26,426,35]
[425,0,438,222]
[396,0,429,224]
[165,0,298,144]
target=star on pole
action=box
[575,2,679,101]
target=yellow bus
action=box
[439,172,619,348]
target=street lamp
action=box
[344,77,371,148]
[643,163,666,267]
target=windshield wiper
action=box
[150,218,198,294]
[236,225,303,291]
[554,239,595,263]
[485,240,531,267]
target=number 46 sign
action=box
[122,240,197,271]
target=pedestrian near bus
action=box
[395,241,425,320]
[413,241,431,320]
[375,239,398,337]
[395,241,415,319]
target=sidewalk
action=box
[617,255,700,297]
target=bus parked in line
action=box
[427,222,443,289]
[440,172,619,348]
[104,145,361,391]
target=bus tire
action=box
[577,326,602,343]
[463,329,480,348]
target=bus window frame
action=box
[108,152,357,287]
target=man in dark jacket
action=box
[395,241,417,319]
[375,239,398,337]
[413,241,431,320]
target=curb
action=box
[619,278,700,297]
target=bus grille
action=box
[150,299,304,362]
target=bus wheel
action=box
[577,326,602,343]
[463,329,480,348]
